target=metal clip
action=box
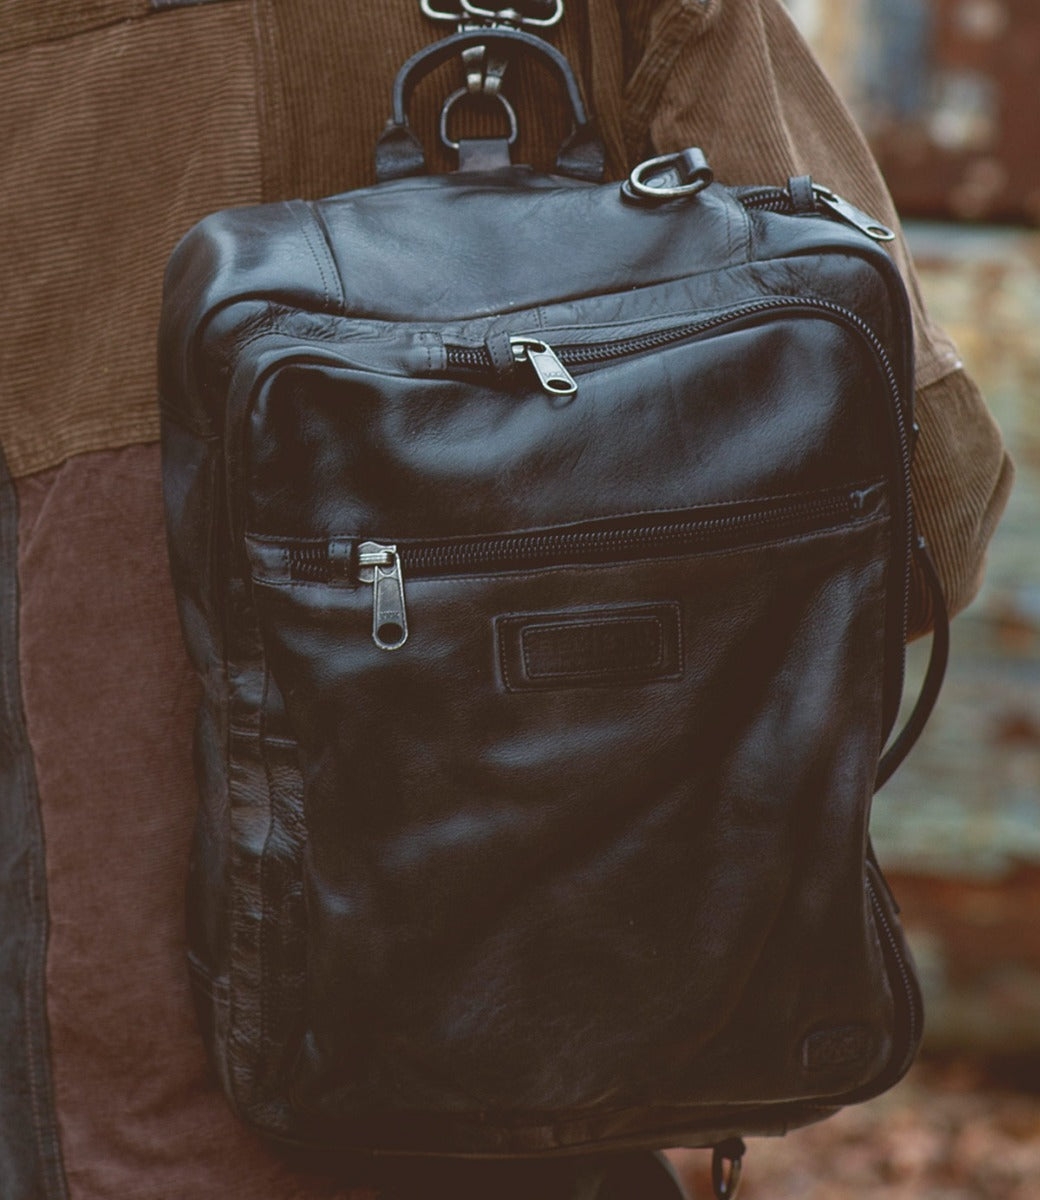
[459,36,510,95]
[422,2,564,93]
[461,0,564,26]
[419,0,465,20]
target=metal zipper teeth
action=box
[738,187,794,214]
[286,543,335,581]
[445,308,760,372]
[392,492,860,576]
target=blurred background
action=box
[674,2,1040,1195]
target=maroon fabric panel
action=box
[17,445,368,1198]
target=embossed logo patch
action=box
[801,1024,875,1072]
[496,604,682,691]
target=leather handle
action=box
[375,28,605,182]
[875,538,950,791]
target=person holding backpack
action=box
[0,3,1010,1199]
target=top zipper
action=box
[739,182,896,242]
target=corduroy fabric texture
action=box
[0,1,150,54]
[648,0,961,390]
[0,1,259,481]
[17,446,370,1200]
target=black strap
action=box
[875,538,950,791]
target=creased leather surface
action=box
[159,168,920,1154]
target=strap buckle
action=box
[421,0,563,25]
[422,0,564,94]
[461,0,564,27]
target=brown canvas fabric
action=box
[17,446,367,1198]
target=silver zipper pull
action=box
[357,542,408,650]
[812,185,896,242]
[510,337,578,397]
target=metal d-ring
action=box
[439,87,519,150]
[626,148,714,201]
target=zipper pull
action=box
[357,542,408,650]
[510,337,578,397]
[811,185,896,242]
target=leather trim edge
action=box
[0,450,69,1199]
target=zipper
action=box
[857,875,923,1093]
[292,487,873,651]
[510,337,578,396]
[358,542,408,651]
[740,183,896,242]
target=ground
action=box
[669,1058,1040,1199]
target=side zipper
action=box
[286,486,876,651]
[836,869,924,1102]
[739,181,896,242]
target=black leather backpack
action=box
[158,21,948,1199]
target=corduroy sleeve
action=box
[639,0,1014,633]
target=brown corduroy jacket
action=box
[0,2,1011,1197]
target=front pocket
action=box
[244,482,898,1121]
[247,484,881,654]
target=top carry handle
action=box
[375,27,605,181]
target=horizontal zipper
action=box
[446,295,899,400]
[739,183,896,241]
[283,487,875,651]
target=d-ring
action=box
[439,87,519,151]
[626,148,714,201]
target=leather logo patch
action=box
[496,604,682,691]
[801,1025,875,1072]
